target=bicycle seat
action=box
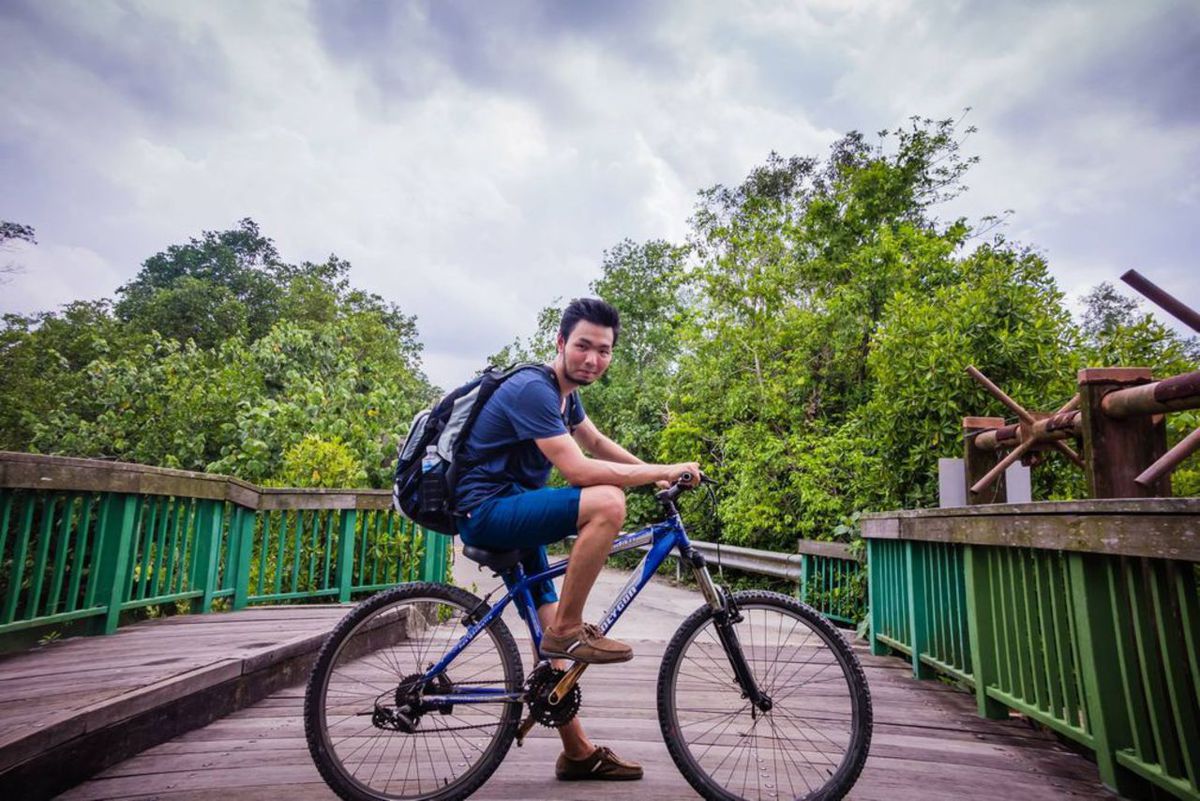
[462,544,523,573]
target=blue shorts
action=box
[458,485,582,614]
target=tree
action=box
[115,218,287,346]
[1,220,36,282]
[5,219,434,489]
[1078,281,1199,370]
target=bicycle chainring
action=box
[525,665,581,729]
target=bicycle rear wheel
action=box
[304,582,524,801]
[658,590,872,801]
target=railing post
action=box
[420,529,449,584]
[1067,552,1150,797]
[91,493,139,635]
[231,506,256,611]
[906,541,935,679]
[964,417,1008,504]
[962,544,1009,719]
[336,509,358,602]
[798,552,810,604]
[866,538,890,656]
[189,499,223,614]
[1078,368,1170,498]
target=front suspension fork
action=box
[685,549,773,713]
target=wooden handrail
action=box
[862,500,1200,562]
[0,452,393,510]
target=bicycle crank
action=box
[548,661,587,705]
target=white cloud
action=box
[1,242,122,312]
[2,0,1196,388]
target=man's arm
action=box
[537,433,698,488]
[572,417,642,465]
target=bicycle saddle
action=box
[462,544,523,573]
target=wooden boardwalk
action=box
[6,552,1116,800]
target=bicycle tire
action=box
[304,582,524,801]
[657,590,872,801]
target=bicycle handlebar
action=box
[654,471,716,504]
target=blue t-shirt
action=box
[454,368,586,511]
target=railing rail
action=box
[643,537,864,625]
[864,500,1200,801]
[0,452,450,642]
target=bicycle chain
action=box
[385,680,519,736]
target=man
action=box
[453,297,700,782]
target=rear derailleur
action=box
[372,670,453,733]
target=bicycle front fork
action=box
[682,547,773,713]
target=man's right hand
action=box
[664,463,702,487]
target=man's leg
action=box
[553,484,625,629]
[537,596,643,780]
[535,602,595,759]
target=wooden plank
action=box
[6,566,1118,801]
[0,452,257,507]
[861,511,1200,561]
[55,646,1116,801]
[0,452,397,512]
[864,497,1200,519]
[794,539,854,559]
[0,612,345,797]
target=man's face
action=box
[557,320,614,386]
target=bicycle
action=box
[304,476,873,801]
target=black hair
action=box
[559,297,620,347]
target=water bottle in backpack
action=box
[420,445,446,511]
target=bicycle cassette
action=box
[525,665,581,728]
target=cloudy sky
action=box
[2,0,1197,387]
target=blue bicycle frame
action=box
[417,510,721,708]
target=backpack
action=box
[392,363,573,535]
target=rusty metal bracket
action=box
[1121,269,1200,333]
[965,366,1084,495]
[1135,426,1200,488]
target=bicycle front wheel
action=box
[304,582,524,801]
[658,590,872,801]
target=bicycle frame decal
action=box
[597,518,684,632]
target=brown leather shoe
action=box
[541,622,633,664]
[556,745,644,781]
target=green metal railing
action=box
[864,501,1200,801]
[0,453,451,641]
[796,548,864,625]
[677,539,864,625]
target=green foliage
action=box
[861,243,1080,505]
[2,220,433,489]
[505,115,1197,559]
[278,435,366,488]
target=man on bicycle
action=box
[453,297,700,781]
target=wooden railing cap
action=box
[862,499,1200,561]
[0,451,394,511]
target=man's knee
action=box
[580,485,626,527]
